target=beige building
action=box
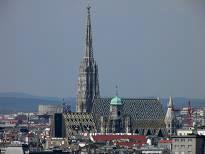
[177,128,205,136]
[171,135,205,154]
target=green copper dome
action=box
[110,96,122,105]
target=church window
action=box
[135,129,139,134]
[146,129,151,136]
[117,111,121,116]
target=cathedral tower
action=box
[76,6,100,113]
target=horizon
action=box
[1,1,205,98]
[0,91,205,100]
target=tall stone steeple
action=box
[76,6,100,113]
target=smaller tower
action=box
[108,87,123,133]
[164,96,176,136]
[110,96,123,119]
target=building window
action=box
[181,138,185,142]
[181,145,185,148]
[188,151,192,154]
[175,139,179,142]
[188,138,192,142]
[188,145,192,148]
[117,111,121,116]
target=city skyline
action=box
[0,0,205,98]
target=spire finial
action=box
[87,4,91,14]
[85,4,93,58]
[115,85,119,96]
[168,96,174,108]
[87,0,91,8]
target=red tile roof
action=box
[92,134,146,142]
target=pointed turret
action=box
[85,6,93,58]
[168,96,174,108]
[164,96,176,136]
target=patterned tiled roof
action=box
[63,113,96,137]
[92,97,166,131]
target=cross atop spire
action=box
[85,5,93,58]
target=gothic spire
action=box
[85,6,93,58]
[168,96,174,108]
[164,96,176,135]
[76,6,100,113]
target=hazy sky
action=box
[0,0,205,98]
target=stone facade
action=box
[171,135,205,154]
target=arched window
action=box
[135,129,139,134]
[158,129,163,137]
[146,129,151,136]
[117,111,121,116]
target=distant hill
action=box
[0,92,75,113]
[0,93,204,113]
[0,92,64,101]
[0,92,35,98]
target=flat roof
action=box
[171,134,205,138]
[5,147,23,154]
